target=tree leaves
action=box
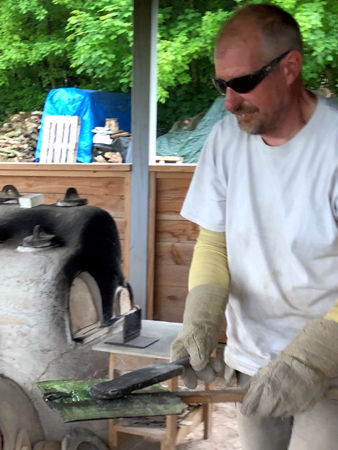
[0,0,336,125]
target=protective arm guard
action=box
[170,226,230,388]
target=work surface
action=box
[92,320,182,359]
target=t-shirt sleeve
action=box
[331,168,338,223]
[181,121,227,232]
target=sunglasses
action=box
[212,50,291,95]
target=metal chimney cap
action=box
[20,224,59,249]
[56,187,88,207]
[0,184,21,204]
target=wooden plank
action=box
[150,168,197,323]
[165,377,178,449]
[36,193,125,215]
[108,354,169,373]
[0,190,126,220]
[53,117,63,162]
[175,407,203,445]
[128,0,158,317]
[178,389,246,404]
[0,174,127,192]
[49,120,58,163]
[156,198,187,216]
[66,116,81,163]
[156,213,184,222]
[147,171,157,319]
[155,242,194,266]
[153,287,187,322]
[113,218,127,238]
[123,174,131,279]
[156,219,199,243]
[156,264,190,288]
[153,300,185,323]
[156,177,192,197]
[39,119,52,163]
[0,163,131,176]
[149,164,196,174]
[114,424,166,439]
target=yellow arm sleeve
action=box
[188,226,230,291]
[325,299,338,323]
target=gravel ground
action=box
[177,402,241,450]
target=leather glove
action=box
[241,318,338,417]
[170,283,227,389]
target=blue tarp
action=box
[35,88,131,163]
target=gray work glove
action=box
[170,284,227,389]
[241,318,338,417]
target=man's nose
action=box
[224,87,243,112]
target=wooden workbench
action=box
[92,320,213,450]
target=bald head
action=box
[216,4,303,61]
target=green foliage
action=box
[156,2,234,127]
[0,0,76,120]
[66,0,133,91]
[157,7,231,102]
[0,0,336,127]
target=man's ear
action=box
[282,50,302,85]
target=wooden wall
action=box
[147,165,198,322]
[0,163,132,276]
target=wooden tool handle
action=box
[324,388,338,400]
[177,388,246,404]
[176,387,338,405]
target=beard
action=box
[231,104,281,136]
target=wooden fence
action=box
[147,164,197,322]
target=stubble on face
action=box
[232,102,282,135]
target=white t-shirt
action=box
[181,95,338,375]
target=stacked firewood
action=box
[0,111,42,162]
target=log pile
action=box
[93,150,124,163]
[0,111,42,162]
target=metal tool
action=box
[89,356,191,400]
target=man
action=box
[170,4,338,450]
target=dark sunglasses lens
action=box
[229,77,253,93]
[214,67,269,95]
[213,75,258,95]
[229,74,262,93]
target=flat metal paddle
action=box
[89,356,190,400]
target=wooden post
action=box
[108,354,118,450]
[129,0,158,317]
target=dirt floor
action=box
[118,376,241,450]
[118,404,240,450]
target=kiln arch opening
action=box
[68,272,103,341]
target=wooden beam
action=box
[129,0,158,315]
